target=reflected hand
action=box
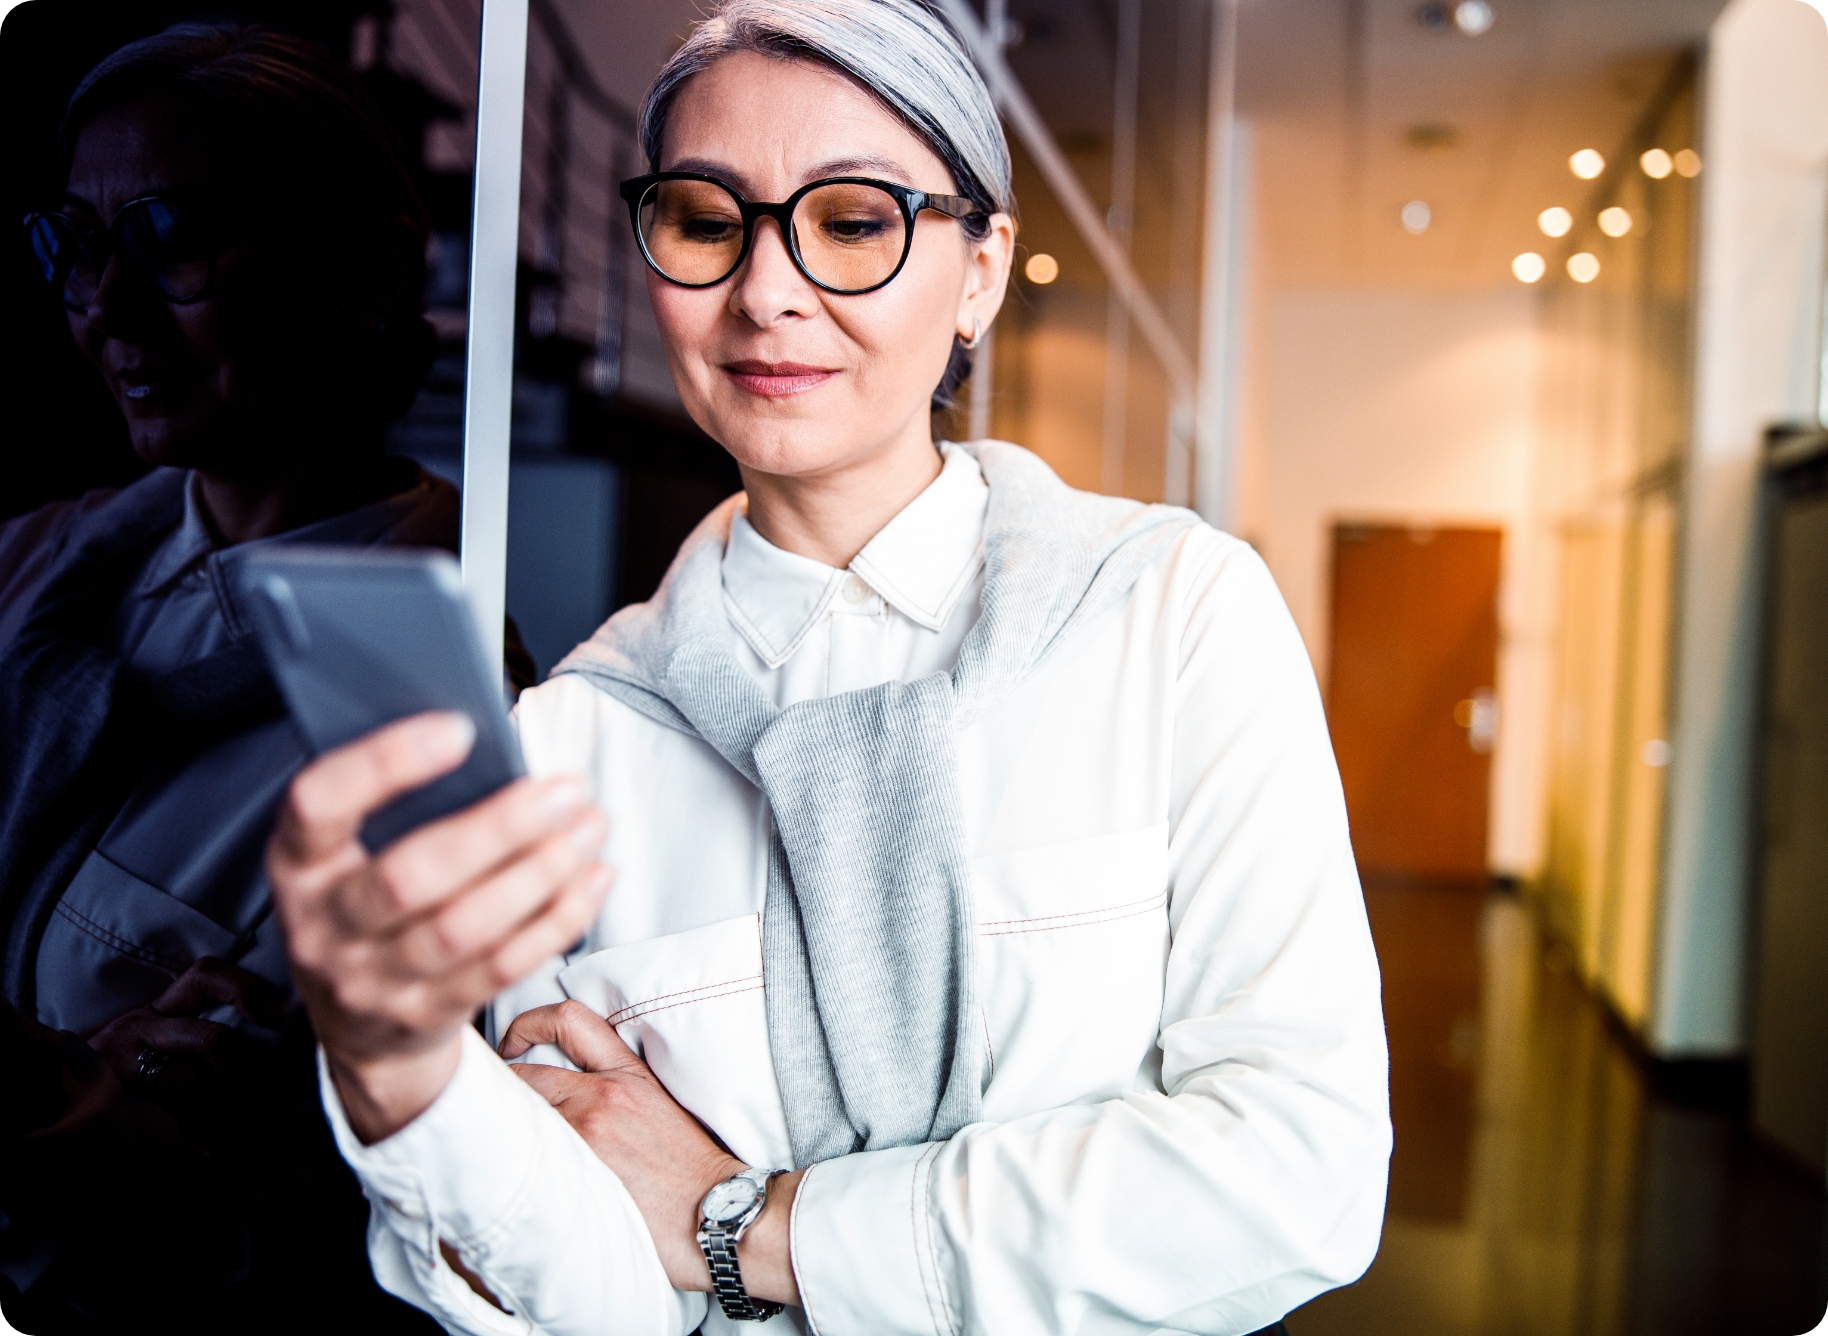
[88,956,284,1098]
[266,712,612,1144]
[500,1000,801,1304]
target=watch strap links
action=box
[700,1223,784,1322]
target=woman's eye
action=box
[823,216,889,243]
[679,216,741,243]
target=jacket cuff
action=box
[791,1141,955,1336]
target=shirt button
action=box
[841,574,872,605]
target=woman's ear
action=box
[956,212,1017,342]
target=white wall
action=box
[1244,290,1550,876]
[1655,0,1828,1056]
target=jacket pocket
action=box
[971,822,1171,1121]
[555,913,792,1169]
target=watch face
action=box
[704,1177,760,1225]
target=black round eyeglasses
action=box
[619,173,984,295]
[22,192,224,311]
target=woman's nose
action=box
[76,253,162,341]
[728,215,819,326]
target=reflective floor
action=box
[1289,883,1828,1336]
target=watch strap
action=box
[700,1222,784,1322]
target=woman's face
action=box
[651,51,1014,481]
[61,96,288,476]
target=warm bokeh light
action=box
[1640,148,1673,179]
[1024,253,1060,284]
[1598,207,1633,237]
[1569,149,1606,180]
[1567,252,1601,283]
[1537,206,1573,238]
[1453,0,1495,35]
[1674,149,1702,178]
[1512,252,1546,283]
[1401,200,1432,234]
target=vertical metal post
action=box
[461,0,530,682]
[1101,0,1141,497]
[1195,0,1241,529]
[968,0,1010,446]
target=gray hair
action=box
[640,0,1013,409]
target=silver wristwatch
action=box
[697,1168,784,1322]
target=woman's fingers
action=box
[273,712,476,870]
[499,999,636,1072]
[386,807,608,976]
[429,863,613,1014]
[152,957,285,1027]
[347,776,598,936]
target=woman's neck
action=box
[195,451,403,547]
[738,422,945,570]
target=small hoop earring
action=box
[962,316,984,350]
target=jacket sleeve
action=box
[320,1025,706,1336]
[787,538,1392,1336]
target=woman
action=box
[0,25,456,1334]
[269,3,1392,1333]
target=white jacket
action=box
[322,445,1391,1336]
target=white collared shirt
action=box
[322,443,1392,1336]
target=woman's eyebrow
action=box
[659,154,919,193]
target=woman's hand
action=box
[500,1001,803,1306]
[266,712,613,1144]
[88,957,284,1098]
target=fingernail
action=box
[421,712,475,759]
[568,811,607,855]
[541,778,588,822]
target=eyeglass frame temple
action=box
[21,196,218,307]
[617,171,983,294]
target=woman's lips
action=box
[721,361,838,398]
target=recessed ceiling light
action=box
[1513,252,1546,283]
[1640,148,1673,179]
[1401,200,1433,234]
[1454,0,1495,35]
[1598,207,1633,237]
[1568,252,1601,283]
[1538,207,1573,237]
[1025,253,1060,284]
[1674,149,1702,178]
[1570,149,1606,179]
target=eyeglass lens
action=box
[637,179,910,293]
[25,198,214,310]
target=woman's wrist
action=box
[735,1168,804,1307]
[325,1033,465,1145]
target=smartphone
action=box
[240,547,525,851]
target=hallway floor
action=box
[1287,882,1828,1336]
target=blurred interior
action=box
[5,0,1828,1329]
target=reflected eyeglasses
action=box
[619,173,984,295]
[22,193,223,311]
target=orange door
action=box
[1326,524,1503,879]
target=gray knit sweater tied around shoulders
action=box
[553,440,1201,1168]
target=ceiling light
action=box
[1513,252,1546,283]
[1400,200,1432,234]
[1674,149,1702,178]
[1570,149,1606,180]
[1640,148,1673,179]
[1538,206,1573,238]
[1454,0,1495,34]
[1598,207,1633,237]
[1567,252,1601,283]
[1024,253,1059,284]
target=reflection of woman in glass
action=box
[270,2,1392,1332]
[0,25,452,1334]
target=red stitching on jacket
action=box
[605,976,763,1027]
[978,890,1167,936]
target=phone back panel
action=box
[240,548,525,851]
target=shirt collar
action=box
[721,443,989,669]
